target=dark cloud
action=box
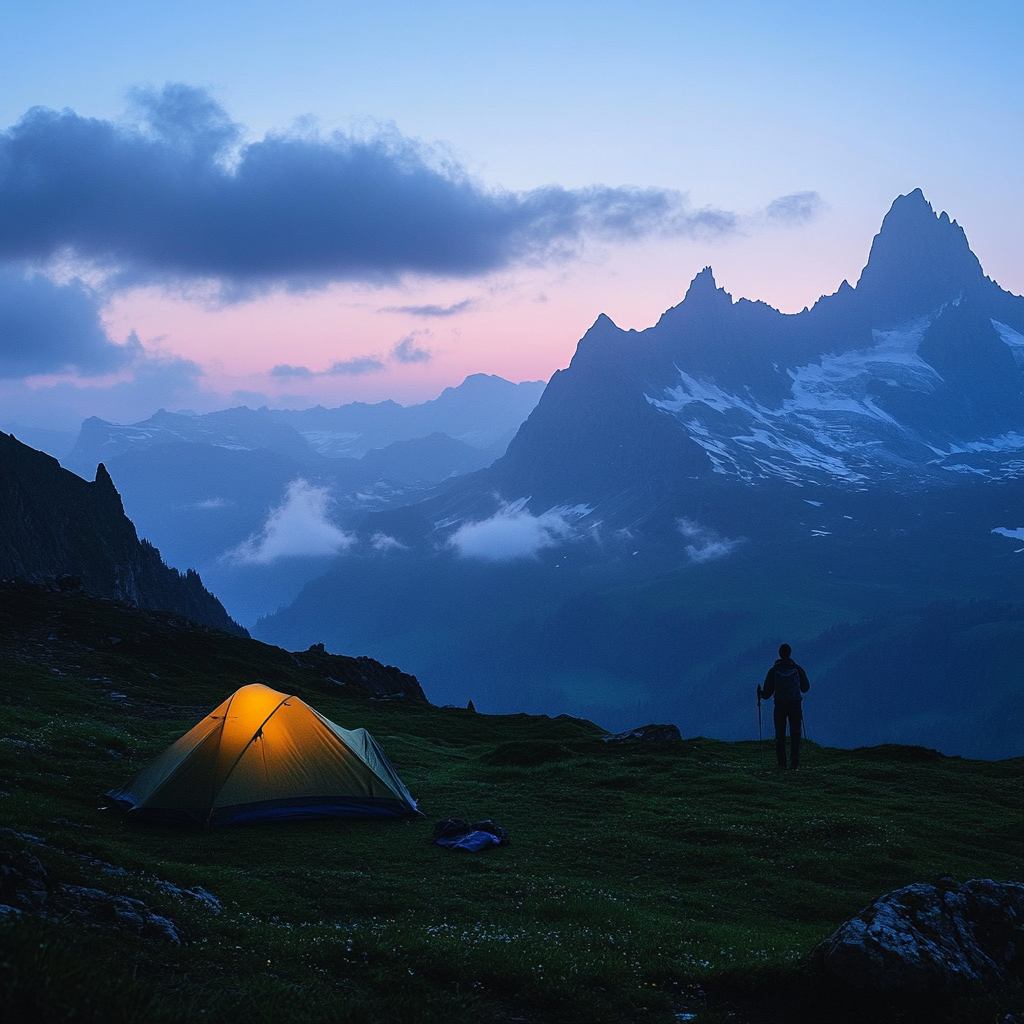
[391,335,432,364]
[766,191,824,226]
[379,299,475,317]
[0,269,138,378]
[0,349,204,432]
[326,357,385,375]
[272,356,384,378]
[270,363,314,379]
[0,85,740,294]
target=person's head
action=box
[779,643,792,659]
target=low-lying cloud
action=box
[677,517,742,563]
[0,84,751,294]
[371,532,408,552]
[448,503,573,561]
[225,479,353,564]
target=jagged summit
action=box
[683,266,731,305]
[855,188,986,326]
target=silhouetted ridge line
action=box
[0,431,246,636]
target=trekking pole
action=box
[757,690,763,764]
[801,706,809,764]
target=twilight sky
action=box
[1,0,1021,431]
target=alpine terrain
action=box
[260,192,1022,756]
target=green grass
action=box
[1,583,1021,1023]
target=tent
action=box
[107,683,418,825]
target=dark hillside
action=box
[0,431,245,636]
[1,585,1020,1023]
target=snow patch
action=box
[787,319,941,421]
[992,527,1024,541]
[992,320,1024,370]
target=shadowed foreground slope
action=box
[1,586,1021,1023]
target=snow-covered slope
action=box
[647,310,1023,486]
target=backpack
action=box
[774,664,803,703]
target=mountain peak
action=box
[685,266,729,303]
[855,189,984,325]
[678,267,733,314]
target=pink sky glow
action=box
[97,207,886,411]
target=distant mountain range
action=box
[254,191,1024,758]
[53,374,545,625]
[0,432,245,635]
[63,373,545,476]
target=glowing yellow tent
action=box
[107,683,418,825]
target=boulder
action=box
[809,877,1024,992]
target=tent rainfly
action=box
[107,683,418,825]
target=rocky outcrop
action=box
[808,877,1024,992]
[293,642,428,700]
[0,848,181,943]
[603,723,682,742]
[0,431,246,636]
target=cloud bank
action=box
[0,269,138,378]
[226,479,353,564]
[0,84,750,294]
[448,503,572,561]
[676,518,742,563]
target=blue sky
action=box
[1,0,1021,430]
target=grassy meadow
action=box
[0,583,1021,1023]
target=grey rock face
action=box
[810,878,1024,992]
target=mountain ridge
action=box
[0,431,246,636]
[485,189,1023,511]
[64,373,546,476]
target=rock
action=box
[603,723,682,743]
[154,879,222,913]
[0,847,181,943]
[58,885,182,944]
[0,850,50,911]
[808,878,1024,992]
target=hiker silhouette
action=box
[757,643,810,769]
